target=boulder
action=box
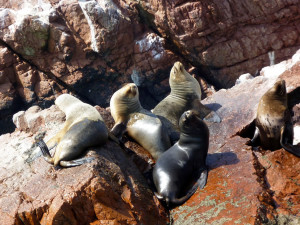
[133,0,300,88]
[1,0,300,120]
[171,49,300,224]
[0,105,168,225]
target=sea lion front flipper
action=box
[37,139,54,164]
[192,99,221,123]
[249,126,260,146]
[197,169,208,189]
[154,192,164,200]
[203,111,221,123]
[108,132,121,144]
[59,157,95,167]
[280,126,300,157]
[111,122,127,139]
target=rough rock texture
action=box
[1,0,300,130]
[1,49,300,225]
[133,0,300,88]
[171,49,300,224]
[0,105,168,225]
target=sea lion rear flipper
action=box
[111,122,127,139]
[168,181,199,206]
[37,139,54,164]
[59,157,95,167]
[280,126,300,157]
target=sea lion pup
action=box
[110,83,171,160]
[37,94,109,167]
[152,61,220,142]
[250,80,300,157]
[152,110,209,208]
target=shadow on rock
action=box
[204,103,222,112]
[206,152,239,170]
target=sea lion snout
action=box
[124,83,138,97]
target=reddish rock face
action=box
[0,105,168,225]
[1,0,300,121]
[171,54,300,224]
[1,50,300,224]
[134,0,300,87]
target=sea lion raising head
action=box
[152,110,209,208]
[152,62,220,143]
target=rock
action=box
[0,105,168,225]
[133,0,300,87]
[235,73,254,85]
[1,0,300,121]
[1,47,300,225]
[171,49,300,224]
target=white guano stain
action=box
[268,51,275,66]
[261,49,300,79]
[293,126,300,145]
[1,0,54,40]
[78,0,99,53]
[136,33,165,60]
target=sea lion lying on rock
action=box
[37,94,109,167]
[110,83,171,160]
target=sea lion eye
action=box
[174,67,178,74]
[275,83,285,96]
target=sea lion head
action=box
[179,110,208,136]
[170,61,187,84]
[110,83,141,122]
[169,61,202,99]
[265,80,286,99]
[55,94,80,111]
[118,83,139,102]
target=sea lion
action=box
[37,94,109,167]
[152,61,220,142]
[152,110,209,208]
[110,83,171,160]
[250,80,300,157]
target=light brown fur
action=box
[110,83,171,160]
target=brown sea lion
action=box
[152,110,209,208]
[251,80,300,157]
[37,94,109,167]
[152,61,220,142]
[110,83,171,160]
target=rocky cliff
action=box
[1,0,300,133]
[1,48,300,225]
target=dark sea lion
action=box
[110,83,171,160]
[152,61,220,143]
[37,94,109,167]
[152,110,209,207]
[251,80,300,157]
